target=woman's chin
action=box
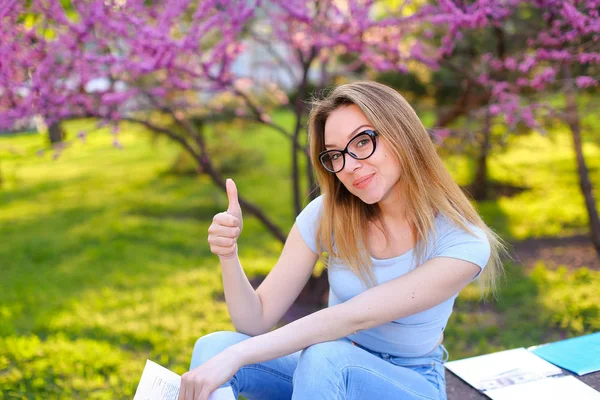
[353,190,382,205]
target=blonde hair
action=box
[307,81,509,295]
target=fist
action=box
[208,179,243,259]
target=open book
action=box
[133,360,236,400]
[445,348,600,400]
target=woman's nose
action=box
[343,153,362,171]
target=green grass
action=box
[0,110,599,399]
[445,263,599,357]
[480,129,600,240]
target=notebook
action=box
[530,332,600,376]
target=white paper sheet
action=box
[445,348,600,400]
[133,360,236,400]
[445,348,562,391]
[485,376,600,400]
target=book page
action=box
[133,360,236,400]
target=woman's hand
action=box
[178,348,242,400]
[208,179,243,260]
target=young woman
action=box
[178,81,508,400]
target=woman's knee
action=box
[190,330,251,370]
[296,340,351,372]
[293,340,352,391]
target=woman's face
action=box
[323,104,402,205]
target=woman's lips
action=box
[353,173,375,189]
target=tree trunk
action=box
[292,49,316,216]
[126,115,287,243]
[148,108,330,315]
[306,155,318,201]
[472,110,492,201]
[564,67,600,257]
[184,118,288,243]
[48,121,65,144]
[434,81,472,128]
[292,137,301,215]
[191,115,329,312]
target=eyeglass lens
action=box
[320,132,375,173]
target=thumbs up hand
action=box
[226,178,243,232]
[208,179,243,260]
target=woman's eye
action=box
[357,139,369,147]
[331,153,340,160]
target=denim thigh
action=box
[190,332,448,400]
[190,330,301,400]
[291,337,447,400]
[386,345,449,400]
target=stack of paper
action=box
[445,347,600,400]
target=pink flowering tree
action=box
[0,0,438,238]
[3,1,597,253]
[400,0,537,201]
[430,0,600,255]
[0,0,297,240]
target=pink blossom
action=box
[489,105,501,116]
[521,107,535,128]
[518,56,536,73]
[579,53,600,64]
[0,0,257,129]
[575,76,598,88]
[477,74,491,85]
[530,67,557,90]
[1,0,598,146]
[504,57,517,71]
[102,91,132,106]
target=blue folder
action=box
[531,332,600,376]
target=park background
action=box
[0,0,599,399]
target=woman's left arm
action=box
[237,256,480,363]
[180,257,479,400]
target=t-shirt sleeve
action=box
[295,195,324,255]
[432,219,491,279]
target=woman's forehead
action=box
[324,105,372,143]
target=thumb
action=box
[226,178,241,216]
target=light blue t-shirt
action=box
[295,195,491,357]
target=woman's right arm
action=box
[218,225,318,336]
[208,179,319,336]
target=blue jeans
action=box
[189,331,448,400]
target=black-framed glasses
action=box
[319,129,378,173]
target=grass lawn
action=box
[0,110,598,399]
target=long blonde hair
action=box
[308,81,509,295]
